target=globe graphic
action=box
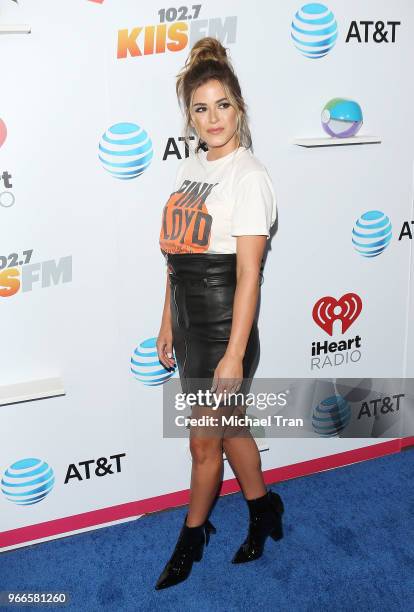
[352,210,392,257]
[1,458,55,505]
[131,337,176,386]
[291,3,338,59]
[98,122,153,180]
[312,395,351,437]
[321,98,363,137]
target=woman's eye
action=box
[194,103,231,112]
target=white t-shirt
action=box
[159,145,277,256]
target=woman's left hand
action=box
[210,352,244,398]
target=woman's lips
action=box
[207,128,224,134]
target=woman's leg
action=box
[185,411,224,527]
[223,425,285,565]
[222,428,267,500]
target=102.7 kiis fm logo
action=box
[117,4,236,59]
[0,249,72,298]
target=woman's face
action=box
[190,79,239,154]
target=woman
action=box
[155,36,284,590]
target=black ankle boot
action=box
[155,513,217,590]
[231,488,284,564]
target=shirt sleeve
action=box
[231,170,277,238]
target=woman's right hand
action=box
[156,322,176,370]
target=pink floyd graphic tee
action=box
[159,146,277,256]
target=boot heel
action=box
[270,520,283,541]
[269,493,284,541]
[193,542,204,562]
[270,491,284,515]
[204,519,217,547]
[206,519,217,534]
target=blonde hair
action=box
[175,37,252,154]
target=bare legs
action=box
[185,436,223,527]
[185,404,267,527]
[222,433,267,500]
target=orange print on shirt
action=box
[159,178,217,254]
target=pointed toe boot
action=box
[155,514,216,590]
[231,488,284,564]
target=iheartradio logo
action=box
[312,293,362,336]
[311,292,363,370]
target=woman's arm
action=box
[227,235,266,358]
[211,235,267,395]
[156,269,176,370]
[161,269,172,327]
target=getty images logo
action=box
[98,122,153,180]
[291,3,338,58]
[352,210,392,257]
[1,458,55,506]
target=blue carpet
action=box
[1,449,413,612]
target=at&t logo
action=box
[64,453,126,483]
[312,395,351,437]
[352,210,392,258]
[131,337,176,386]
[292,3,401,58]
[345,20,400,44]
[352,210,414,254]
[98,122,153,180]
[291,3,338,58]
[1,458,55,506]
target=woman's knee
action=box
[189,437,223,464]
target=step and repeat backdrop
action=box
[1,0,413,550]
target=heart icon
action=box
[312,293,362,336]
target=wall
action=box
[1,0,413,550]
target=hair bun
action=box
[184,36,231,71]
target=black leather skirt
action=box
[166,253,260,430]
